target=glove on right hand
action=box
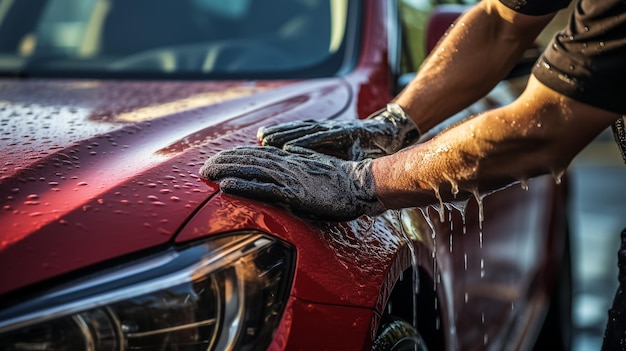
[200,145,386,221]
[258,103,421,161]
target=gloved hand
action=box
[199,146,386,221]
[257,103,421,161]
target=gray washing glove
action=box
[257,103,421,161]
[200,146,386,221]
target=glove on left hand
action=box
[258,103,421,161]
[199,146,386,221]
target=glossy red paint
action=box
[349,0,396,117]
[267,296,376,351]
[177,192,413,310]
[0,78,353,297]
[0,0,569,349]
[180,174,567,350]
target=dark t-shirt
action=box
[500,0,626,115]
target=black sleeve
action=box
[499,0,571,16]
[532,0,626,115]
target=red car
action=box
[0,0,571,350]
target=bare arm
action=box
[203,0,621,222]
[373,76,621,209]
[396,0,557,132]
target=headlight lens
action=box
[0,232,295,351]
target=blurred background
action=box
[570,130,626,351]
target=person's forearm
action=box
[374,76,620,209]
[395,0,556,133]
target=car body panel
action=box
[0,0,569,349]
[268,297,375,350]
[179,166,566,350]
[0,78,352,297]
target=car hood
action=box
[0,78,352,296]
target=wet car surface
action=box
[0,0,570,350]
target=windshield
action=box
[0,0,353,79]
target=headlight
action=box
[0,232,295,351]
